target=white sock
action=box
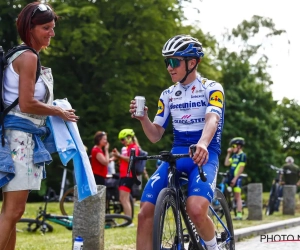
[204,237,218,250]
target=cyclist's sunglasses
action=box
[231,144,237,148]
[164,58,185,68]
[31,4,52,18]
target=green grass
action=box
[0,192,299,249]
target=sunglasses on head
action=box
[31,3,52,18]
[164,58,186,68]
[231,144,237,148]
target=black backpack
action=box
[0,45,41,146]
[134,147,148,175]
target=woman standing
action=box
[112,129,139,219]
[0,2,78,249]
[91,131,110,185]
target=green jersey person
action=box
[224,137,246,220]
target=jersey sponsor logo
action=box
[191,85,196,93]
[170,97,182,102]
[209,90,224,108]
[175,90,182,96]
[156,99,164,117]
[181,115,191,119]
[202,78,207,85]
[174,118,205,124]
[162,89,170,95]
[210,108,222,116]
[208,82,216,87]
[191,95,204,98]
[170,101,206,110]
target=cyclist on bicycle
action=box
[111,129,139,220]
[224,137,247,220]
[129,34,225,250]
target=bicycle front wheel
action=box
[60,187,75,216]
[209,188,235,250]
[17,218,53,233]
[105,214,132,228]
[153,188,183,250]
[265,183,279,216]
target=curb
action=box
[234,217,300,242]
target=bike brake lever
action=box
[190,145,207,182]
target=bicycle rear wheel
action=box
[153,188,183,250]
[105,214,132,228]
[209,188,235,250]
[60,187,75,216]
[17,218,53,233]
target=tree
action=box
[217,16,284,189]
[277,98,300,160]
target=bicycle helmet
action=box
[162,35,204,83]
[162,35,204,58]
[229,137,245,146]
[118,129,135,140]
[285,156,294,163]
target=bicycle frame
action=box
[40,189,73,231]
[129,148,234,249]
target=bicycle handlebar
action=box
[269,164,292,174]
[128,145,207,185]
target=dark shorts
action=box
[119,177,135,193]
[94,174,106,186]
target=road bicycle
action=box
[59,174,135,218]
[217,170,248,217]
[265,164,292,216]
[17,188,132,234]
[128,146,235,250]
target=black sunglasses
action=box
[164,58,186,68]
[31,4,52,18]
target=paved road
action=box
[235,225,300,249]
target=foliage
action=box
[217,16,284,188]
[276,98,300,161]
[0,2,298,193]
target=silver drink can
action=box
[134,96,145,117]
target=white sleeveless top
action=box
[3,49,53,111]
[4,63,47,106]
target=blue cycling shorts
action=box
[141,146,219,204]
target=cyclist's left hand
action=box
[190,142,208,166]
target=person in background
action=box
[91,131,109,185]
[275,156,300,211]
[112,129,139,220]
[0,3,78,250]
[224,137,247,220]
[281,156,300,186]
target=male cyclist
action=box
[224,137,247,220]
[111,129,139,220]
[129,35,225,250]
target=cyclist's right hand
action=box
[129,99,148,120]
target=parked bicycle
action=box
[59,174,135,218]
[128,146,235,250]
[265,164,291,216]
[217,170,248,217]
[17,188,132,234]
